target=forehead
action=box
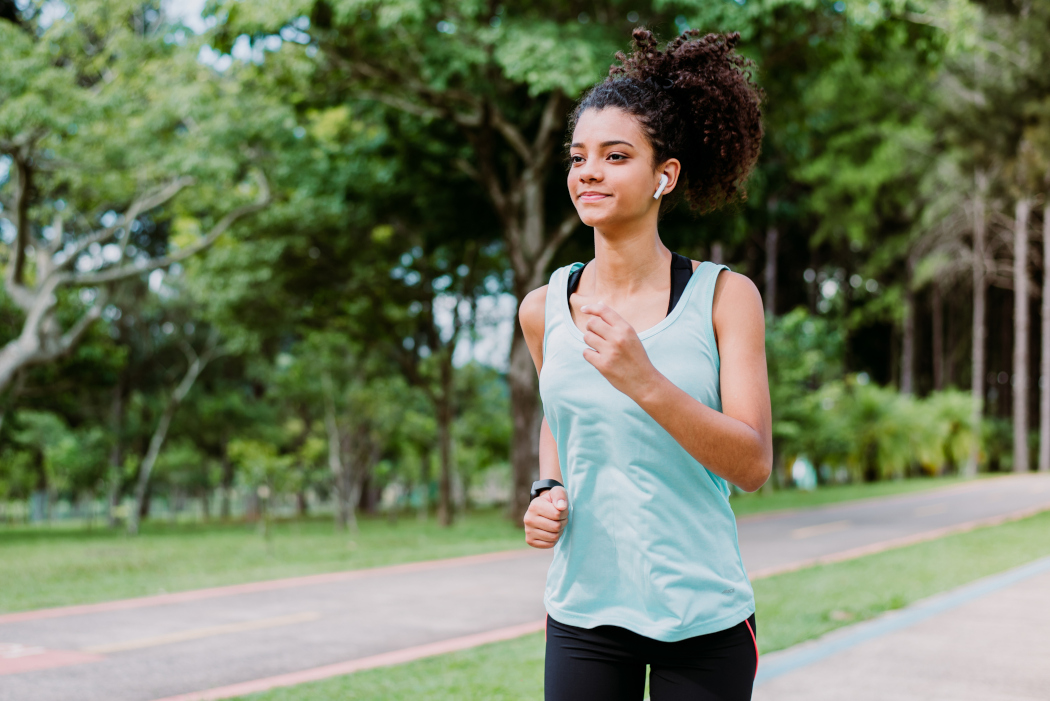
[571,107,648,148]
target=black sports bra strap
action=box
[566,252,694,318]
[668,251,694,315]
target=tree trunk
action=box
[322,371,354,531]
[436,353,455,527]
[932,281,944,391]
[418,445,431,521]
[1041,201,1050,472]
[1013,197,1031,473]
[764,197,778,318]
[901,255,916,395]
[966,172,989,476]
[127,335,218,535]
[106,377,127,528]
[219,435,234,519]
[508,322,541,523]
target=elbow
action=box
[738,457,772,493]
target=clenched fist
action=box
[524,486,568,548]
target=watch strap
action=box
[530,478,564,500]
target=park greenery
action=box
[1,0,1049,531]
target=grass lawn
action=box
[233,509,1050,701]
[0,511,526,614]
[0,474,1009,614]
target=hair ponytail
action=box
[570,28,764,214]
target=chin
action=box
[578,209,638,231]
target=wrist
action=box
[530,478,563,500]
[633,367,669,409]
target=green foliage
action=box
[768,308,975,480]
[1,410,109,499]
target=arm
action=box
[518,285,569,547]
[579,271,772,492]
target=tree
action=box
[127,327,222,534]
[0,1,272,395]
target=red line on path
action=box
[149,620,547,701]
[747,502,1050,579]
[0,646,104,676]
[0,549,538,625]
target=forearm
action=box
[635,373,770,492]
[538,417,564,483]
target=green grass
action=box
[0,511,526,614]
[728,473,993,518]
[233,509,1050,701]
[754,508,1050,652]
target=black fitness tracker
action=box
[531,479,564,500]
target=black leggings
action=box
[545,613,758,701]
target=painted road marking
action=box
[0,549,542,625]
[791,520,851,539]
[914,503,948,517]
[148,619,547,701]
[82,612,320,654]
[748,502,1050,579]
[0,644,103,676]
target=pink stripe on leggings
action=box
[745,618,759,678]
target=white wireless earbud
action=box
[654,173,669,199]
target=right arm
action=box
[518,285,568,549]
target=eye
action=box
[607,153,627,161]
[570,155,584,164]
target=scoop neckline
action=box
[560,260,706,343]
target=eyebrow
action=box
[569,140,635,149]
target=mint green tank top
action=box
[539,260,755,642]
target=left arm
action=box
[579,272,772,492]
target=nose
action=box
[577,158,602,184]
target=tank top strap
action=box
[543,263,582,362]
[685,261,730,369]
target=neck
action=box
[589,220,669,298]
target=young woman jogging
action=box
[519,29,771,701]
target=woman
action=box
[518,29,772,701]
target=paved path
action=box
[1,472,1048,701]
[754,555,1050,700]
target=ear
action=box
[654,158,682,198]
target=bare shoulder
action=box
[711,271,764,344]
[518,284,549,373]
[518,285,548,337]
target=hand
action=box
[523,486,568,549]
[580,301,660,400]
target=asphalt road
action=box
[2,472,1048,701]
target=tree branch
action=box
[533,210,581,282]
[489,103,532,164]
[6,156,31,290]
[532,90,566,161]
[327,52,482,127]
[60,176,196,268]
[71,172,270,286]
[39,288,110,363]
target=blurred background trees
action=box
[1,0,1048,529]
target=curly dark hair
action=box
[568,28,764,214]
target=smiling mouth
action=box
[578,192,610,200]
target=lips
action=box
[578,191,610,202]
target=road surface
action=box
[2,472,1048,701]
